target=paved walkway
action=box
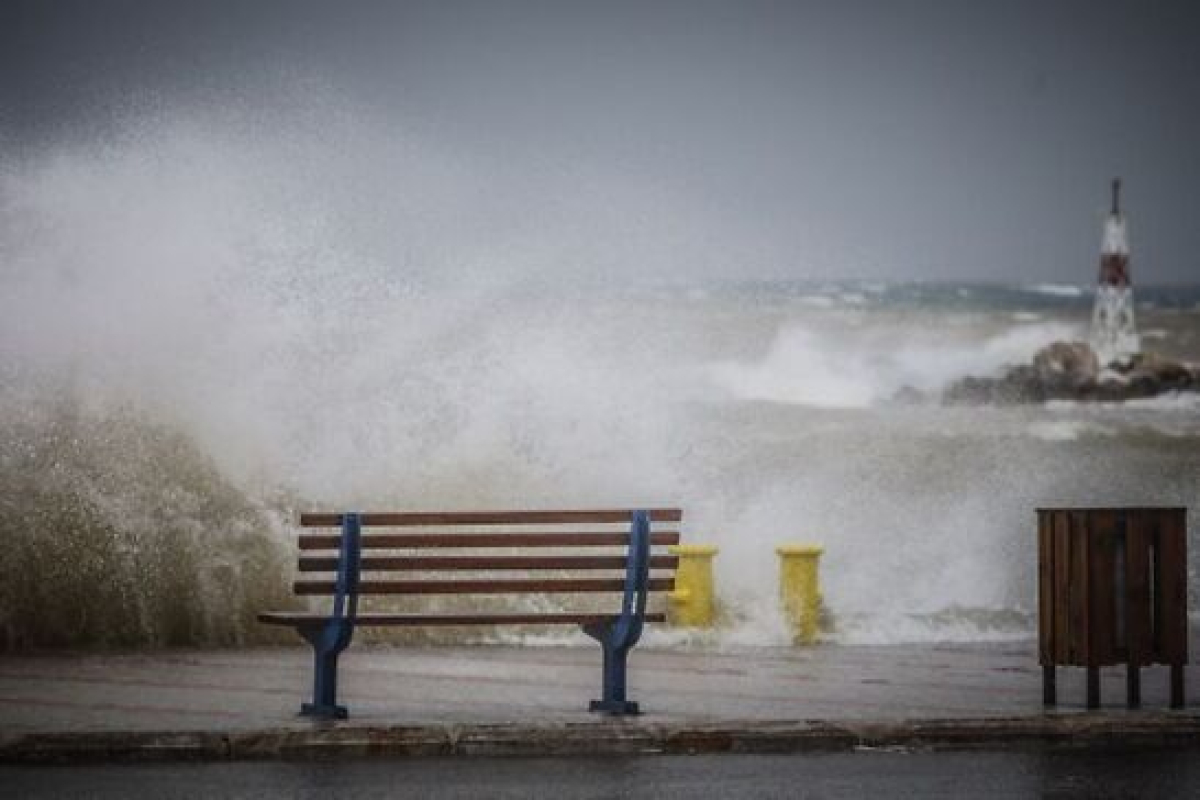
[2,641,1198,760]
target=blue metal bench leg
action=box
[296,512,361,720]
[583,510,650,715]
[299,623,351,719]
[587,633,639,715]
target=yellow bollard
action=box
[667,544,719,628]
[777,544,824,644]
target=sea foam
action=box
[708,321,1082,408]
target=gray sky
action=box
[3,0,1199,283]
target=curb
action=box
[4,715,1200,763]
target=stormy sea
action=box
[2,116,1198,651]
[5,266,1198,650]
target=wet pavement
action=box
[6,749,1200,799]
[1,641,1197,760]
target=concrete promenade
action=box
[2,640,1198,760]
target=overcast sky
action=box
[3,0,1198,284]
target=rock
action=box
[1094,378,1134,403]
[1124,352,1196,389]
[993,365,1048,404]
[943,366,1046,405]
[1032,341,1100,389]
[941,342,1198,405]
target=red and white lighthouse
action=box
[1091,178,1140,365]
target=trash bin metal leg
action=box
[1126,665,1140,708]
[1042,665,1056,706]
[1086,667,1101,710]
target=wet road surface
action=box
[5,748,1200,799]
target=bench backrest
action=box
[293,509,682,624]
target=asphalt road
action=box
[4,749,1199,799]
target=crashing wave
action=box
[0,397,296,651]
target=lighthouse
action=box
[1090,178,1140,365]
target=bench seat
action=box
[259,612,667,626]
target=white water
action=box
[1025,284,1086,298]
[709,321,1081,408]
[3,101,1198,648]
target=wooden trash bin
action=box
[1038,507,1188,709]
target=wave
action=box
[1122,393,1200,411]
[1024,283,1085,298]
[0,397,296,650]
[1045,392,1200,412]
[1026,419,1101,442]
[708,321,1082,408]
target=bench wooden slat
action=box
[298,531,682,550]
[294,577,676,595]
[300,509,682,527]
[298,555,681,572]
[258,612,667,627]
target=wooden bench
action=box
[259,508,682,719]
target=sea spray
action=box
[3,99,1199,649]
[709,319,1083,407]
[0,388,296,650]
